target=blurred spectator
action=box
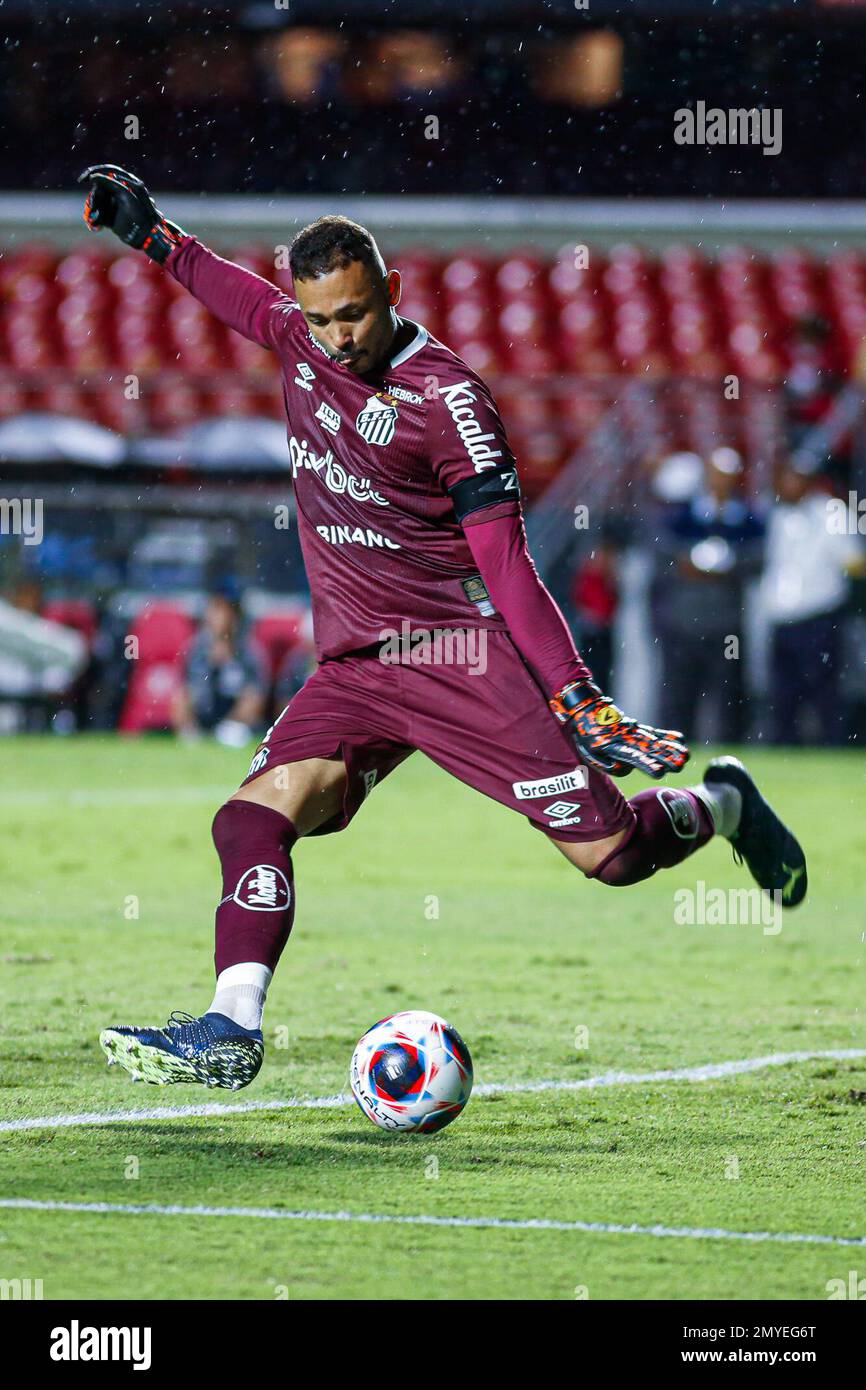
[763,461,865,746]
[0,593,87,732]
[782,315,850,486]
[7,576,44,616]
[172,592,266,746]
[784,316,840,444]
[569,525,623,691]
[651,448,765,742]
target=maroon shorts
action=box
[241,632,634,843]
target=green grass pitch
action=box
[0,735,864,1300]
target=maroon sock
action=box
[590,787,714,887]
[212,801,298,974]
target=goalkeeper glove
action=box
[78,164,185,265]
[550,679,690,780]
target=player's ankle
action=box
[208,962,272,1031]
[691,782,742,840]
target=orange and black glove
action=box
[78,164,185,264]
[550,679,690,780]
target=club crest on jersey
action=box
[356,393,398,447]
[233,864,292,912]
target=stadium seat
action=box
[0,239,859,487]
[42,598,99,646]
[118,603,195,734]
[250,612,305,681]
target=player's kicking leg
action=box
[552,756,807,909]
[99,756,347,1089]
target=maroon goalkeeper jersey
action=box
[167,238,589,692]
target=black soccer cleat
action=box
[704,756,807,908]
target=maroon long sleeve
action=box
[166,236,292,349]
[462,507,592,694]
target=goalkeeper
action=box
[80,166,807,1092]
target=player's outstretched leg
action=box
[703,755,807,907]
[100,756,347,1089]
[560,757,806,910]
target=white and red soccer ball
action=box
[350,1010,473,1133]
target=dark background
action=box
[0,2,863,197]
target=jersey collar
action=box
[387,318,428,369]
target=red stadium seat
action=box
[148,382,206,432]
[0,237,859,490]
[441,253,493,300]
[42,599,99,646]
[250,613,305,681]
[118,604,195,734]
[0,374,29,418]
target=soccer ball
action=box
[350,1010,473,1134]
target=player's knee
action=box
[212,800,252,856]
[212,799,295,858]
[555,826,633,879]
[591,845,647,887]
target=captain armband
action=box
[446,465,521,524]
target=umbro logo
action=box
[544,800,582,820]
[294,361,316,391]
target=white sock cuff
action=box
[215,962,273,992]
[689,782,742,840]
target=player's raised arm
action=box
[78,164,291,350]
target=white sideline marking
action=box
[1,1197,864,1248]
[2,1048,864,1135]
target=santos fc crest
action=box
[356,393,398,447]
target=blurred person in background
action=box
[568,522,623,693]
[6,576,44,617]
[764,459,865,746]
[0,582,87,733]
[651,448,765,743]
[783,315,849,489]
[784,315,841,446]
[172,590,266,747]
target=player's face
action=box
[295,260,400,374]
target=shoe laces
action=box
[164,1011,214,1050]
[167,1010,198,1029]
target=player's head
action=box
[289,215,400,374]
[203,591,240,642]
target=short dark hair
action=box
[289,214,385,283]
